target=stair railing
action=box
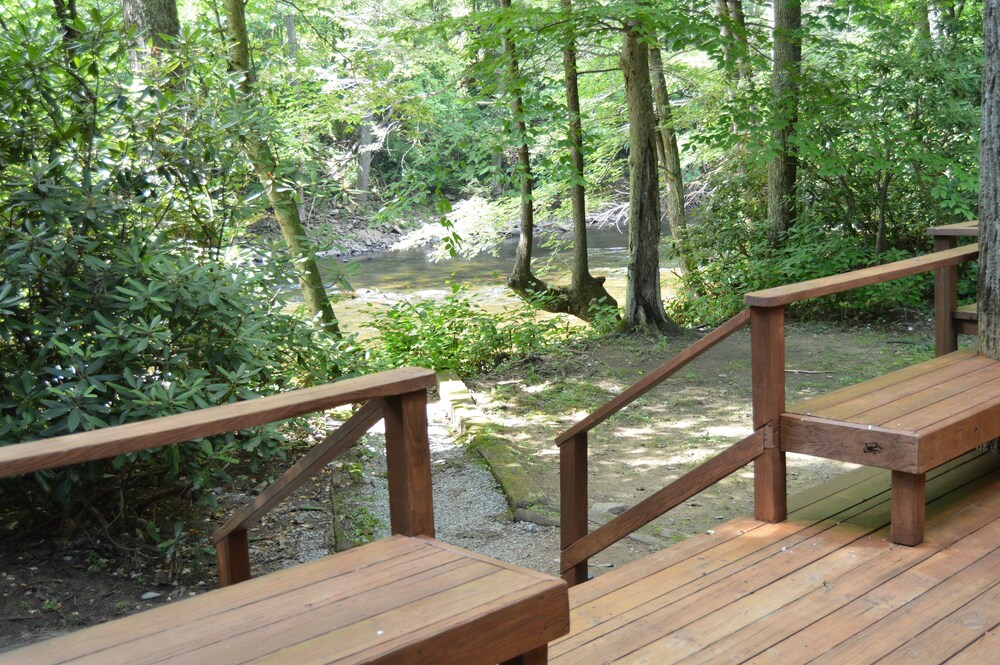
[558,243,980,586]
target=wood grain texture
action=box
[555,308,749,445]
[780,413,918,472]
[0,367,436,478]
[751,306,786,522]
[2,536,569,665]
[384,391,435,537]
[560,429,764,574]
[215,529,252,587]
[550,453,1000,665]
[890,471,926,546]
[927,220,979,236]
[677,462,1000,664]
[744,243,979,307]
[934,235,959,355]
[785,349,975,415]
[808,354,995,422]
[560,432,589,587]
[843,361,1000,426]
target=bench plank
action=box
[847,362,1000,427]
[2,536,568,665]
[786,349,975,415]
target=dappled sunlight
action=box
[702,425,752,438]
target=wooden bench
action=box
[0,368,569,664]
[781,348,1000,545]
[743,241,992,547]
[1,535,567,664]
[929,220,979,353]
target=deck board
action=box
[554,451,1000,664]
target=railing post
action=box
[216,529,251,587]
[933,235,959,356]
[751,306,786,522]
[560,432,589,586]
[383,389,435,537]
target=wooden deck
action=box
[554,451,1000,664]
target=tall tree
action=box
[223,0,340,334]
[981,0,1000,359]
[121,0,179,54]
[766,0,802,247]
[621,24,682,335]
[502,0,544,295]
[560,0,617,315]
[648,46,695,278]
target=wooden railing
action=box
[557,309,754,585]
[558,242,981,587]
[0,367,438,587]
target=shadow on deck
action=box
[556,450,1000,664]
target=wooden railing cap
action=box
[0,366,437,479]
[744,244,979,308]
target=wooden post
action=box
[215,529,251,587]
[751,306,786,522]
[383,390,435,537]
[891,470,926,546]
[933,235,959,356]
[560,432,589,586]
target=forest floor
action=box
[0,316,940,652]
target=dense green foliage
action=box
[0,7,350,510]
[368,286,567,372]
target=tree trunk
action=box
[715,0,736,79]
[502,0,545,294]
[356,113,374,201]
[980,0,1000,360]
[766,0,802,248]
[621,26,682,336]
[649,47,695,280]
[561,0,617,316]
[283,14,298,58]
[121,0,180,66]
[223,0,340,335]
[728,0,752,81]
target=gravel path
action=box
[355,400,562,575]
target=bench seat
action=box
[781,349,1000,545]
[0,535,569,665]
[955,302,979,335]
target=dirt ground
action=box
[0,318,939,651]
[466,318,938,556]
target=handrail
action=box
[555,308,751,446]
[0,367,438,588]
[0,367,436,478]
[212,399,385,544]
[558,310,753,586]
[743,243,978,308]
[560,429,764,574]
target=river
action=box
[318,223,679,335]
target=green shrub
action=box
[670,216,933,325]
[0,7,352,511]
[367,285,565,374]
